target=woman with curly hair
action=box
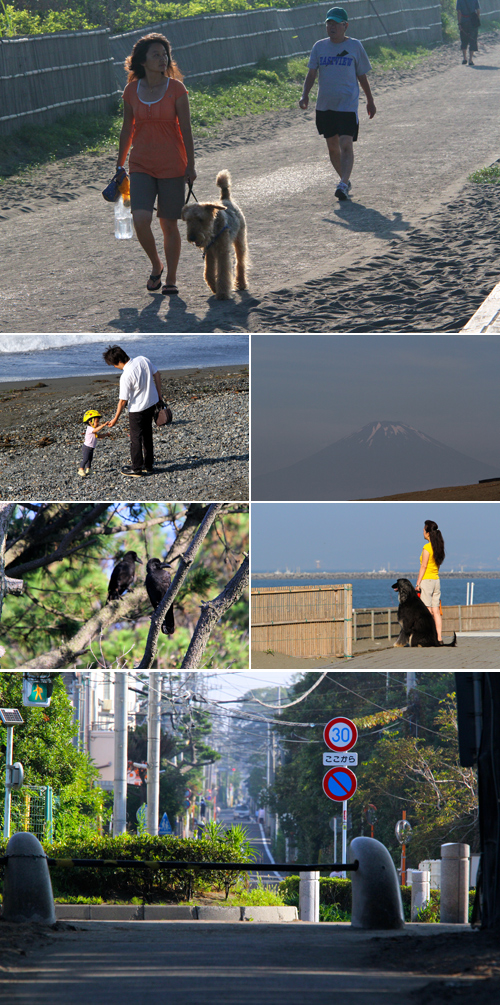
[117,33,196,295]
[415,519,446,643]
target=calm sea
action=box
[251,576,500,609]
[0,332,248,382]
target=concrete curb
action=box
[53,904,298,922]
[461,279,500,332]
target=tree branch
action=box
[1,503,16,622]
[181,554,249,669]
[6,503,111,575]
[136,503,226,669]
[19,586,148,669]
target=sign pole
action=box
[342,800,347,879]
[3,725,13,840]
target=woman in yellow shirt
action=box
[416,519,446,643]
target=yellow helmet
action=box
[83,409,101,423]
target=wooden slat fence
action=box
[251,584,352,658]
[110,1,443,88]
[0,28,118,136]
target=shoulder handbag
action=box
[154,399,173,426]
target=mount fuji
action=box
[252,421,499,500]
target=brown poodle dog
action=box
[181,170,248,300]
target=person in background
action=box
[457,0,481,65]
[299,7,376,201]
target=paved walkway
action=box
[332,636,500,668]
[0,921,482,1005]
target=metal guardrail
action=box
[0,856,358,871]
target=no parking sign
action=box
[322,766,357,802]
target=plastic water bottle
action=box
[114,196,133,239]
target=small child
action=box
[79,409,108,476]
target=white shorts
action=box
[420,579,441,608]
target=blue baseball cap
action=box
[326,7,348,21]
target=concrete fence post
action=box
[2,832,56,924]
[299,870,320,922]
[410,870,430,920]
[440,843,470,923]
[350,836,404,929]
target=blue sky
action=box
[252,333,500,476]
[252,502,500,570]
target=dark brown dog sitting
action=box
[391,578,457,647]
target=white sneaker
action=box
[78,468,86,477]
[335,181,350,201]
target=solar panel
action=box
[0,708,24,724]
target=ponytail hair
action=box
[425,520,445,567]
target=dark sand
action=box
[371,479,500,500]
[0,364,247,433]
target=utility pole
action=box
[147,671,161,836]
[113,672,128,836]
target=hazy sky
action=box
[206,672,295,700]
[252,333,500,475]
[252,502,500,570]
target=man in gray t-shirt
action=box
[300,7,376,201]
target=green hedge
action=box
[0,834,255,903]
[279,876,352,912]
[279,878,476,923]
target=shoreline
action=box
[0,363,248,432]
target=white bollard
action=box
[410,870,430,920]
[440,843,470,924]
[299,870,320,922]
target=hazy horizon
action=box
[251,503,500,571]
[252,333,500,478]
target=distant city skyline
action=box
[252,503,500,571]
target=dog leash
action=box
[185,181,198,203]
[203,224,229,259]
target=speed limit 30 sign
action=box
[324,717,358,752]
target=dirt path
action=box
[1,35,500,333]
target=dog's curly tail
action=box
[216,170,231,201]
[442,632,457,647]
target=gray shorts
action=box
[420,579,441,608]
[130,173,186,219]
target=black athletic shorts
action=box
[316,110,359,141]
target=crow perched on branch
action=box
[145,558,175,635]
[107,551,143,601]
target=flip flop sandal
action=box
[162,284,179,296]
[147,268,164,291]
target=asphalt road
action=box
[0,921,484,1005]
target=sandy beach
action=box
[1,34,500,333]
[0,364,248,500]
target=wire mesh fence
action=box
[9,785,53,842]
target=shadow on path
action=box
[107,290,259,333]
